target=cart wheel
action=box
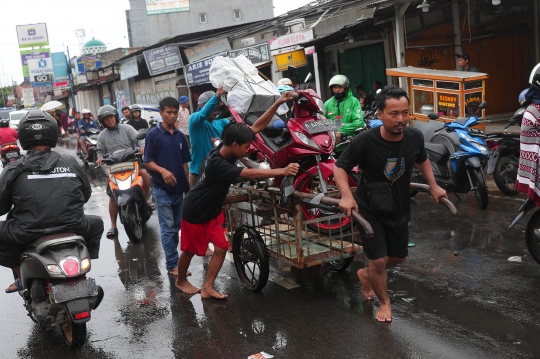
[232,226,269,292]
[326,257,354,272]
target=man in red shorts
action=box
[176,91,299,299]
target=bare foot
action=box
[205,248,214,256]
[375,303,392,322]
[175,279,200,294]
[201,286,228,299]
[168,268,192,277]
[357,268,375,300]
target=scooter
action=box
[0,142,22,167]
[509,199,540,265]
[19,232,104,347]
[485,107,524,195]
[229,74,357,234]
[411,102,491,209]
[102,147,153,242]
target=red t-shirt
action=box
[0,127,18,145]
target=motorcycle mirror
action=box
[428,113,439,120]
[304,73,313,84]
[376,89,382,94]
[478,102,488,109]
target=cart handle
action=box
[291,191,374,237]
[410,183,458,215]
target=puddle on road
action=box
[387,273,540,355]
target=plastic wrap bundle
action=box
[209,56,288,117]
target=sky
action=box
[0,0,312,86]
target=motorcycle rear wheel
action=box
[493,155,519,196]
[61,312,87,348]
[121,203,143,242]
[471,168,489,209]
[526,209,540,265]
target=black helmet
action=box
[529,63,540,90]
[0,119,9,128]
[18,110,59,150]
[130,104,141,113]
[97,105,119,126]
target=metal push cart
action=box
[222,183,457,292]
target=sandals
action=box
[147,202,156,211]
[106,228,119,238]
[5,278,23,293]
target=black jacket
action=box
[0,150,91,234]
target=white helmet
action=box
[277,78,293,86]
[81,109,91,115]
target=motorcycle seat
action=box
[25,233,86,254]
[424,142,450,156]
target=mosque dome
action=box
[81,38,107,55]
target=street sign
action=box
[143,45,184,76]
[229,44,270,66]
[269,29,313,52]
[120,58,139,80]
[16,23,49,48]
[274,49,308,71]
[22,88,35,106]
[184,38,231,63]
[185,52,227,87]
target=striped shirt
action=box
[517,104,540,205]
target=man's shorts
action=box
[181,212,228,256]
[358,216,409,260]
[79,135,88,141]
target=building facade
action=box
[126,0,275,47]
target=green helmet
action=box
[328,75,350,90]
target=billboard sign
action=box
[77,55,102,74]
[27,57,54,87]
[20,48,50,82]
[16,23,49,48]
[120,58,139,80]
[184,38,231,63]
[274,49,308,71]
[229,43,270,66]
[146,0,190,15]
[22,88,35,106]
[185,52,227,87]
[269,29,314,52]
[51,52,69,87]
[143,45,184,76]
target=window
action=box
[199,13,207,24]
[465,92,483,116]
[233,10,242,20]
[413,89,434,115]
[436,81,459,91]
[412,79,433,87]
[437,92,460,118]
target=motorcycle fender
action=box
[65,298,92,324]
[464,156,482,168]
[486,145,506,175]
[116,192,133,207]
[293,159,336,188]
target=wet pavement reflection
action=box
[0,136,538,358]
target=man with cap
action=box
[176,96,191,141]
[456,53,479,72]
[187,87,229,189]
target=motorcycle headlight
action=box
[294,131,320,150]
[112,174,134,190]
[315,98,326,113]
[88,138,97,145]
[329,130,336,147]
[471,141,489,156]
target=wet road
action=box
[1,137,539,358]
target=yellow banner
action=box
[275,49,308,71]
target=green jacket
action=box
[324,90,364,136]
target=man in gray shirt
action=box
[95,105,152,238]
[455,53,479,72]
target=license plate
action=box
[52,278,97,303]
[5,152,18,158]
[304,119,335,134]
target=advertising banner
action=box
[120,58,139,80]
[229,44,270,66]
[16,23,49,48]
[20,48,50,81]
[22,88,35,106]
[274,49,308,71]
[146,0,189,15]
[77,55,102,74]
[51,52,69,87]
[184,38,231,63]
[27,57,54,87]
[143,45,184,76]
[269,29,314,52]
[115,89,131,116]
[185,52,227,87]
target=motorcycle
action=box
[229,74,358,234]
[102,147,153,242]
[0,142,22,167]
[485,107,524,195]
[67,117,77,135]
[509,199,540,265]
[19,232,104,347]
[78,127,100,164]
[411,102,491,209]
[333,118,383,158]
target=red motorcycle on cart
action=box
[228,79,358,235]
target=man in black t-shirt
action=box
[127,105,149,131]
[176,91,299,299]
[335,85,447,322]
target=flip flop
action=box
[106,228,119,238]
[5,278,22,293]
[147,202,156,211]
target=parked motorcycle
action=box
[102,147,153,242]
[0,142,22,167]
[509,199,540,265]
[229,74,357,234]
[333,118,383,158]
[411,102,490,209]
[485,107,524,195]
[19,232,104,347]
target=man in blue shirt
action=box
[144,97,191,277]
[188,88,230,188]
[77,109,99,158]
